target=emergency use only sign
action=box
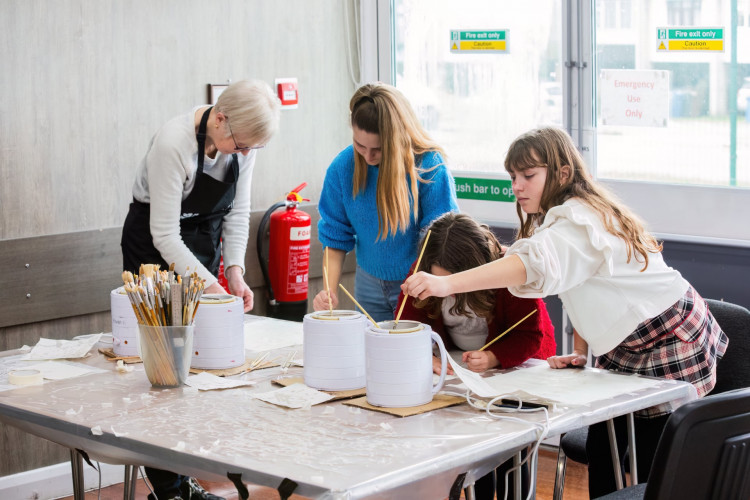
[450,30,508,53]
[656,28,724,52]
[454,177,515,202]
[600,69,669,127]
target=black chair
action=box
[596,387,750,499]
[552,298,750,500]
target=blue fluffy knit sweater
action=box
[318,145,459,281]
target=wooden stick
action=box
[337,284,378,327]
[324,247,333,314]
[394,229,432,326]
[478,309,538,352]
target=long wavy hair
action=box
[504,127,662,270]
[350,83,445,240]
[414,213,504,322]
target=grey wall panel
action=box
[0,229,123,328]
[661,240,750,310]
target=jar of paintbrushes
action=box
[122,264,205,388]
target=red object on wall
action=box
[276,79,299,107]
[268,184,310,303]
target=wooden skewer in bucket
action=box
[337,284,378,328]
[394,229,431,327]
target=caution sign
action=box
[656,27,724,52]
[450,30,508,53]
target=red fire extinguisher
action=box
[257,183,311,321]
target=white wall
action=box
[0,0,359,239]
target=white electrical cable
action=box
[465,389,551,500]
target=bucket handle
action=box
[431,331,448,395]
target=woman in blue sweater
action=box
[313,83,458,321]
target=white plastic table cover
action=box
[0,315,697,500]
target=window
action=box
[392,0,563,172]
[376,0,750,241]
[596,0,749,189]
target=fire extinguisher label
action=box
[290,225,311,241]
[287,243,310,295]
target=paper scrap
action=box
[111,426,128,437]
[91,426,103,436]
[185,372,256,391]
[116,360,134,373]
[24,361,98,381]
[24,334,102,360]
[254,383,333,409]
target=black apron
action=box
[121,106,239,276]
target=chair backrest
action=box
[705,298,750,394]
[643,387,750,500]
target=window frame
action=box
[369,0,750,246]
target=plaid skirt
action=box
[596,286,728,418]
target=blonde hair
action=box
[349,82,445,240]
[504,127,662,270]
[215,80,281,146]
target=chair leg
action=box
[553,438,567,500]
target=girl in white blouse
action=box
[402,126,727,497]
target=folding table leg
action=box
[123,465,138,500]
[606,419,624,489]
[626,412,638,485]
[69,449,85,500]
[552,442,567,500]
[463,483,476,500]
[514,451,522,500]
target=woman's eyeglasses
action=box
[226,118,264,151]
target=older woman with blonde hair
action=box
[313,82,458,320]
[122,79,280,316]
[121,80,280,500]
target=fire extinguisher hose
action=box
[256,201,286,303]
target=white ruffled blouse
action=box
[506,198,689,356]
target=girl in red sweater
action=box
[397,212,556,374]
[396,212,556,500]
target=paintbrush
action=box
[478,308,538,352]
[394,229,431,326]
[337,284,378,327]
[323,247,333,314]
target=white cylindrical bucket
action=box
[303,310,366,391]
[365,320,448,408]
[191,294,245,369]
[111,287,139,357]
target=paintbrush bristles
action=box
[122,262,204,327]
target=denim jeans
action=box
[353,265,402,322]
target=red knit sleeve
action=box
[485,290,556,368]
